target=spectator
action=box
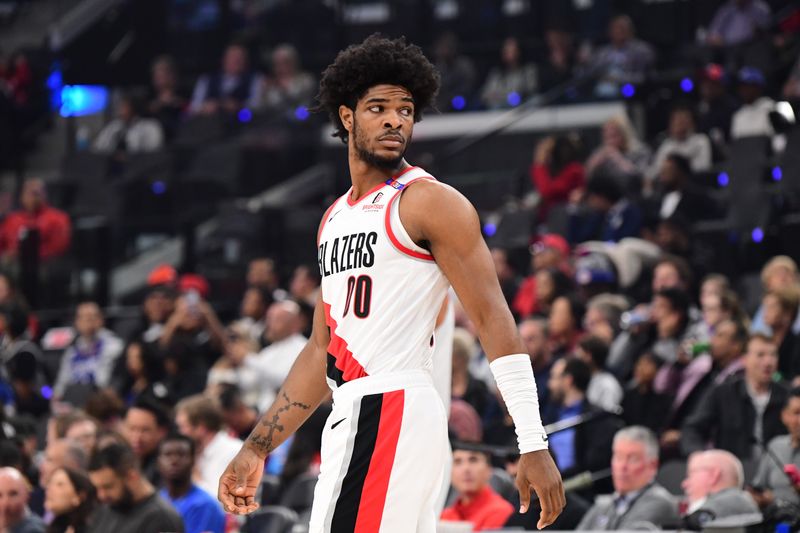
[706,0,771,47]
[621,353,671,434]
[260,44,315,113]
[115,341,164,405]
[691,289,745,343]
[575,335,623,412]
[681,450,758,529]
[752,256,800,336]
[653,254,694,295]
[0,178,71,262]
[647,107,712,183]
[230,286,269,344]
[83,389,125,432]
[217,385,258,441]
[451,329,493,421]
[32,439,87,517]
[92,93,164,155]
[584,294,628,344]
[432,32,478,111]
[159,281,226,369]
[533,268,572,317]
[490,248,521,309]
[539,27,577,93]
[174,395,242,497]
[544,358,618,479]
[147,55,186,140]
[87,443,184,533]
[0,466,45,533]
[189,43,263,115]
[681,334,789,460]
[248,300,307,409]
[548,295,585,358]
[568,173,642,243]
[440,448,514,531]
[61,414,98,458]
[121,398,170,486]
[519,318,554,411]
[513,234,571,320]
[749,387,800,508]
[205,324,261,407]
[157,434,225,533]
[701,273,731,301]
[288,265,320,308]
[53,302,124,400]
[130,280,176,346]
[1,304,48,417]
[246,257,285,301]
[589,15,655,98]
[584,114,651,192]
[577,426,678,530]
[530,135,585,222]
[480,37,538,109]
[730,67,776,139]
[44,467,96,533]
[696,64,739,147]
[760,287,800,380]
[649,154,708,222]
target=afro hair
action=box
[316,34,440,142]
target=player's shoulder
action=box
[402,174,469,208]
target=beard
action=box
[110,485,136,512]
[352,117,406,170]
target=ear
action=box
[339,105,354,134]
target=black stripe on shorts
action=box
[330,393,383,531]
[327,353,346,387]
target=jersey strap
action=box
[384,176,437,261]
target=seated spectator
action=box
[61,413,98,458]
[260,44,315,113]
[157,434,225,533]
[1,304,48,417]
[83,389,125,432]
[568,173,642,244]
[248,300,307,409]
[480,37,538,109]
[247,257,286,301]
[0,466,45,533]
[451,330,494,422]
[128,275,177,346]
[432,32,477,111]
[174,395,242,497]
[513,234,570,320]
[696,64,739,147]
[760,287,800,381]
[229,286,269,344]
[681,334,789,460]
[519,318,554,412]
[115,341,164,405]
[706,0,771,48]
[45,467,96,533]
[548,295,585,358]
[491,248,521,309]
[589,15,655,98]
[217,385,258,441]
[530,134,584,222]
[647,106,712,184]
[189,43,263,115]
[92,94,164,155]
[532,268,572,318]
[752,256,800,336]
[681,450,759,529]
[577,426,678,530]
[730,67,776,139]
[440,447,514,531]
[0,178,71,263]
[288,265,320,308]
[121,397,170,486]
[205,324,261,408]
[648,154,709,222]
[545,358,618,479]
[31,438,87,517]
[689,289,745,343]
[147,55,186,140]
[749,387,800,509]
[87,443,184,533]
[53,302,124,401]
[575,335,623,412]
[585,114,651,192]
[584,294,629,345]
[538,26,577,93]
[622,353,672,434]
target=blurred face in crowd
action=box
[547,359,567,404]
[744,336,778,387]
[247,259,277,289]
[652,263,683,293]
[65,419,98,457]
[0,275,12,304]
[609,17,633,46]
[491,248,513,282]
[289,266,318,300]
[710,320,742,363]
[584,306,615,344]
[264,302,300,343]
[782,396,800,444]
[157,440,193,485]
[602,120,626,151]
[611,438,657,495]
[118,98,135,122]
[531,243,562,272]
[225,328,254,366]
[75,302,103,338]
[126,342,145,379]
[535,270,558,306]
[701,294,728,329]
[152,58,177,91]
[549,296,576,338]
[682,453,718,504]
[20,179,46,212]
[175,411,202,444]
[451,450,492,497]
[143,289,174,324]
[241,287,267,320]
[89,467,132,509]
[223,45,247,76]
[700,78,725,101]
[272,46,297,78]
[519,319,548,363]
[44,469,81,516]
[762,294,790,330]
[765,265,796,292]
[40,440,79,488]
[634,355,659,387]
[668,109,694,140]
[701,277,727,301]
[501,37,520,67]
[123,408,166,459]
[0,469,28,529]
[651,294,683,337]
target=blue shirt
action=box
[159,485,225,533]
[549,400,583,472]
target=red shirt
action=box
[512,275,539,319]
[441,486,514,531]
[0,205,72,260]
[530,162,585,220]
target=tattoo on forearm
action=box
[247,391,311,454]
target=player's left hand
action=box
[516,449,565,530]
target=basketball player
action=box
[218,35,565,532]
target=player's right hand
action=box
[218,447,264,515]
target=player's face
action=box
[347,84,414,170]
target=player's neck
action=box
[347,155,410,200]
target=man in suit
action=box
[578,426,679,530]
[681,449,759,529]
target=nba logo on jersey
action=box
[386,179,405,190]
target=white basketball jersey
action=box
[317,166,450,390]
